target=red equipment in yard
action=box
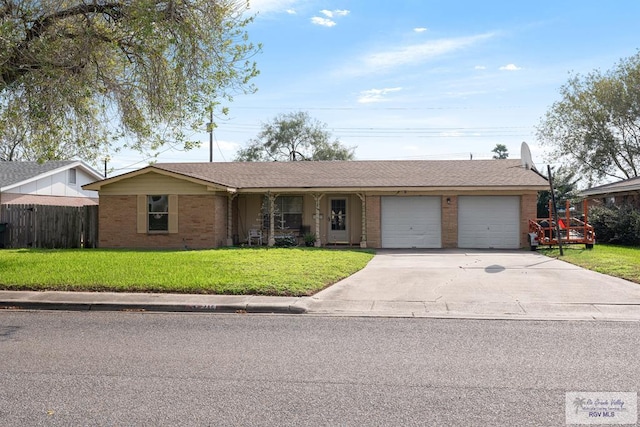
[528,200,595,250]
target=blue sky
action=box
[110,0,640,175]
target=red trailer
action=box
[528,200,595,250]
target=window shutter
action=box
[168,195,178,233]
[137,195,147,233]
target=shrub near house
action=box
[589,205,640,245]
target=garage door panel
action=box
[381,196,441,248]
[458,196,520,249]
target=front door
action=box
[329,198,348,243]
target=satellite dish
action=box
[520,142,537,171]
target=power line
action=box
[227,105,529,111]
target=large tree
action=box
[0,0,260,162]
[235,111,356,161]
[536,52,640,183]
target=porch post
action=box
[312,193,325,247]
[268,192,277,247]
[226,193,237,246]
[357,193,367,248]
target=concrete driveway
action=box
[306,250,640,320]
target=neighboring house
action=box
[83,159,548,250]
[0,160,102,206]
[580,176,640,209]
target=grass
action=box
[539,244,640,284]
[0,247,375,296]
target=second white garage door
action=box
[458,196,520,249]
[381,196,441,248]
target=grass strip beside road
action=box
[539,244,640,284]
[0,248,375,296]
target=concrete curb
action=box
[0,291,310,314]
[303,299,640,321]
[0,301,309,314]
[2,291,640,321]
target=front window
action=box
[263,196,303,231]
[148,195,169,231]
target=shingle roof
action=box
[147,159,548,190]
[0,161,77,189]
[581,176,640,197]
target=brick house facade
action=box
[84,160,548,250]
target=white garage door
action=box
[381,196,441,248]
[458,196,520,249]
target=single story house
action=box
[0,160,102,206]
[580,176,640,209]
[83,159,548,250]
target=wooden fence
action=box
[0,204,98,249]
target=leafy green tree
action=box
[491,143,509,159]
[537,52,640,182]
[536,166,579,218]
[235,111,356,161]
[0,0,260,163]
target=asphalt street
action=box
[1,311,639,426]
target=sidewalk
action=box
[2,290,640,321]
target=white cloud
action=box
[314,9,349,26]
[474,65,486,70]
[358,87,403,104]
[311,16,336,27]
[321,9,350,17]
[348,33,495,76]
[215,140,240,151]
[414,27,428,33]
[286,9,296,14]
[499,63,522,71]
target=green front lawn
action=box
[0,248,375,296]
[539,244,640,284]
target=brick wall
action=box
[441,195,458,248]
[520,193,538,248]
[99,194,226,249]
[212,195,228,248]
[365,195,381,248]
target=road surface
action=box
[1,311,638,426]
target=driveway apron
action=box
[307,249,640,319]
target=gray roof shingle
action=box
[0,161,77,189]
[146,159,549,190]
[581,176,640,197]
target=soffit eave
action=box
[233,185,549,194]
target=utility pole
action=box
[103,156,109,178]
[207,108,214,163]
[547,165,564,256]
